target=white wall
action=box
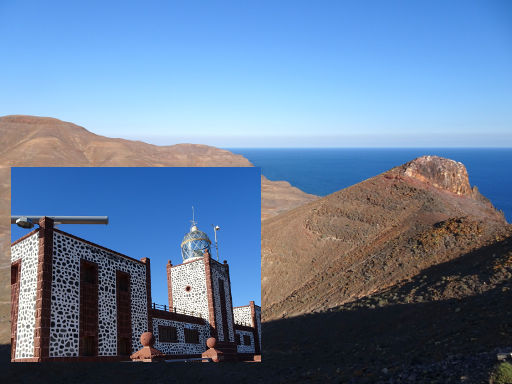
[210,261,235,342]
[152,317,209,355]
[170,259,209,321]
[11,232,40,359]
[49,232,148,357]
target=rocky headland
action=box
[262,155,508,320]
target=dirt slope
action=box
[262,232,512,382]
[262,155,508,321]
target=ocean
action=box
[228,148,512,223]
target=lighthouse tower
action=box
[166,222,236,344]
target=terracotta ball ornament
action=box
[202,337,223,362]
[130,332,165,362]
[140,332,155,347]
[206,337,216,349]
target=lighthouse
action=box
[167,221,236,346]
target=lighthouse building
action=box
[10,217,261,362]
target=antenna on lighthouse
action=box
[190,206,197,230]
[212,224,220,261]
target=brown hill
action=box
[0,114,317,343]
[0,114,317,217]
[262,155,509,321]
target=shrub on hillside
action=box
[490,362,512,384]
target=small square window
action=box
[184,328,199,344]
[159,325,178,342]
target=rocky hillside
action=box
[0,114,317,343]
[262,231,512,383]
[262,155,508,321]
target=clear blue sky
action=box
[1,0,511,147]
[11,167,261,306]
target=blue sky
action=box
[1,0,511,147]
[10,167,261,306]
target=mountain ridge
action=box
[0,114,318,215]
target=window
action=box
[158,325,177,342]
[116,271,132,355]
[184,328,199,344]
[118,337,131,355]
[82,263,96,284]
[243,335,251,346]
[11,264,19,285]
[218,279,229,341]
[81,336,96,356]
[118,273,129,292]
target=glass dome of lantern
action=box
[181,224,212,261]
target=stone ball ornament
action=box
[140,332,155,347]
[206,337,217,349]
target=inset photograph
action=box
[10,167,261,362]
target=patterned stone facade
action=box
[49,231,148,357]
[235,329,255,354]
[152,317,209,355]
[254,305,262,351]
[170,259,210,321]
[233,306,252,326]
[210,261,235,342]
[11,231,40,359]
[234,303,262,354]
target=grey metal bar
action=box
[11,216,108,224]
[164,358,212,363]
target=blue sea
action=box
[227,148,512,223]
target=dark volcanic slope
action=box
[262,233,512,383]
[262,155,508,321]
[0,114,317,343]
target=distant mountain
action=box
[0,114,317,343]
[262,155,509,321]
[0,115,317,216]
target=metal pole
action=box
[11,216,108,225]
[212,225,220,261]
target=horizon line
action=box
[224,146,512,149]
